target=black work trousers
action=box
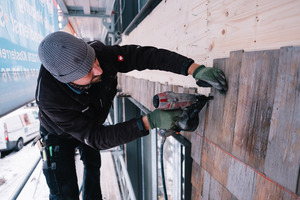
[42,133,102,200]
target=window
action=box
[121,97,192,199]
[157,130,192,200]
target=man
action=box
[36,31,227,200]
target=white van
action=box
[0,107,40,158]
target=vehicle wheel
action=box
[15,138,24,151]
[0,151,2,158]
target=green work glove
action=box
[193,65,228,94]
[147,109,182,130]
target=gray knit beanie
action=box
[38,31,95,83]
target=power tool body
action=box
[153,91,213,137]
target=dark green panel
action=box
[124,98,142,199]
[121,0,138,32]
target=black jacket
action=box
[35,41,194,150]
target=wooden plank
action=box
[191,161,202,190]
[219,50,244,152]
[194,166,238,200]
[264,46,300,193]
[232,49,280,172]
[161,82,172,93]
[190,131,204,166]
[191,186,200,200]
[226,158,257,200]
[190,103,207,164]
[201,138,216,176]
[188,87,197,94]
[139,79,148,107]
[136,78,142,102]
[204,58,228,148]
[205,50,243,152]
[201,139,232,187]
[209,174,238,200]
[147,81,155,111]
[118,74,127,95]
[172,85,179,93]
[125,75,131,96]
[154,82,162,100]
[254,175,299,200]
[200,169,211,200]
[296,173,300,196]
[281,191,300,200]
[213,142,232,187]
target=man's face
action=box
[72,58,103,85]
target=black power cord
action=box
[160,135,168,200]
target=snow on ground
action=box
[0,141,121,200]
[0,142,49,200]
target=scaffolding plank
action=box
[264,46,300,193]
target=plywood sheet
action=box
[255,0,300,49]
[206,0,257,61]
[121,0,300,90]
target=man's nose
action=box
[93,65,103,76]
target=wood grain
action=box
[232,49,280,171]
[264,47,300,193]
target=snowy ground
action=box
[0,141,121,200]
[0,141,49,200]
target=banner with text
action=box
[0,0,58,116]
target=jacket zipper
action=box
[99,99,103,108]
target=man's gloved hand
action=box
[147,109,182,130]
[193,65,228,94]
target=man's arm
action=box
[91,42,195,76]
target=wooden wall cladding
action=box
[118,46,300,199]
[205,47,300,197]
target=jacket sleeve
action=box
[91,41,194,75]
[40,105,148,150]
